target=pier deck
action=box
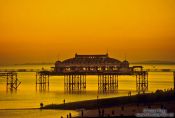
[36,70,148,94]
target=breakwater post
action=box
[173,72,175,91]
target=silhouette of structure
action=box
[174,72,175,91]
[136,71,148,94]
[64,74,86,93]
[36,71,49,92]
[0,72,21,92]
[98,74,118,93]
[54,53,130,74]
[37,54,148,93]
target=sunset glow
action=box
[0,0,175,64]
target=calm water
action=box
[0,64,174,117]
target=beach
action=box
[43,90,175,117]
[81,101,175,117]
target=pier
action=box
[1,54,175,94]
[36,54,149,94]
[0,72,21,91]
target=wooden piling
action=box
[173,72,175,91]
[36,72,49,92]
[0,72,21,91]
[136,71,148,94]
[64,74,86,93]
[98,74,118,93]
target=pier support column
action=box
[7,72,21,91]
[98,74,118,93]
[173,72,175,91]
[36,72,49,92]
[136,71,148,94]
[64,74,86,93]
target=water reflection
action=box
[36,84,49,93]
[98,88,118,94]
[6,87,17,94]
[64,83,86,94]
[64,90,86,94]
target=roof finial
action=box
[124,53,127,61]
[57,53,60,60]
[106,49,109,56]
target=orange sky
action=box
[0,0,175,64]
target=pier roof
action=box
[56,54,121,65]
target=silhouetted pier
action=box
[36,70,148,93]
[0,72,21,91]
[1,54,174,93]
[36,54,149,94]
[174,72,175,91]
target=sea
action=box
[0,64,174,118]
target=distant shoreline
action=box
[131,63,175,65]
[14,63,54,65]
[131,60,175,65]
[1,60,175,66]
